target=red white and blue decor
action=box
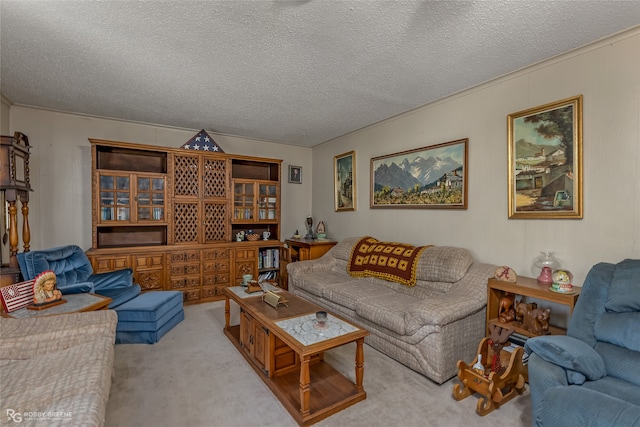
[180,129,224,153]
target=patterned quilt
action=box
[347,236,429,286]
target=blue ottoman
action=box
[114,291,184,344]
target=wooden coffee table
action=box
[224,286,369,426]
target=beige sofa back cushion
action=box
[331,237,473,284]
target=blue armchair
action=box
[525,259,640,427]
[17,245,184,344]
[17,245,141,308]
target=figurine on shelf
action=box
[515,300,551,335]
[316,221,326,239]
[236,231,245,242]
[304,215,314,240]
[32,271,62,305]
[531,307,551,335]
[498,293,516,323]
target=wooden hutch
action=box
[86,139,284,304]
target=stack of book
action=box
[503,332,530,365]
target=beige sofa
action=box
[0,311,117,426]
[287,236,496,384]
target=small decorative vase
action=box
[531,251,561,278]
[537,266,553,285]
[472,354,485,376]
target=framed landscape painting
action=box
[507,95,583,219]
[370,139,468,209]
[334,150,356,211]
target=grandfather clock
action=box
[0,132,32,269]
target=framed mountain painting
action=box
[370,139,468,209]
[507,95,583,219]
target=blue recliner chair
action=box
[525,259,640,427]
[17,245,184,344]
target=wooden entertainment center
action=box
[86,138,285,304]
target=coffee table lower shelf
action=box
[224,325,366,426]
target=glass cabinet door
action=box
[137,176,165,221]
[99,173,130,222]
[233,182,254,220]
[258,183,278,221]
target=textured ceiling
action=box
[2,1,639,147]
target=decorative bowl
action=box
[246,233,260,241]
[316,233,327,239]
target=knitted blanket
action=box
[347,236,429,286]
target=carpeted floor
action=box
[105,301,532,427]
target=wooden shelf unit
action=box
[87,138,284,304]
[486,276,581,337]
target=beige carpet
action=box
[105,301,532,427]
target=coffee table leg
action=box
[224,296,230,329]
[299,355,311,417]
[355,338,365,392]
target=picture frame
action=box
[288,165,302,184]
[370,139,468,209]
[334,150,356,211]
[507,95,583,219]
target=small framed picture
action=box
[288,165,302,184]
[334,150,356,211]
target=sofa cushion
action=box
[355,292,420,335]
[538,386,640,427]
[606,259,640,312]
[582,375,640,407]
[96,284,141,308]
[294,270,353,298]
[115,291,183,324]
[595,312,640,352]
[416,246,473,283]
[322,280,394,311]
[595,341,640,387]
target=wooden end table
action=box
[1,293,112,318]
[223,285,368,426]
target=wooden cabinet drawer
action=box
[204,259,230,273]
[203,248,230,260]
[170,264,200,276]
[92,255,129,273]
[133,254,164,269]
[170,250,200,263]
[169,276,200,289]
[202,285,218,298]
[182,288,201,302]
[203,273,229,286]
[235,248,256,260]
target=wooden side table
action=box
[486,276,581,336]
[1,293,112,318]
[453,276,581,415]
[285,238,337,261]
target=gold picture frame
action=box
[334,150,356,211]
[507,95,583,219]
[370,139,468,209]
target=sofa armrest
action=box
[58,281,95,295]
[89,268,134,291]
[405,263,496,327]
[525,335,606,384]
[287,254,336,276]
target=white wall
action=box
[311,28,640,287]
[7,109,312,252]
